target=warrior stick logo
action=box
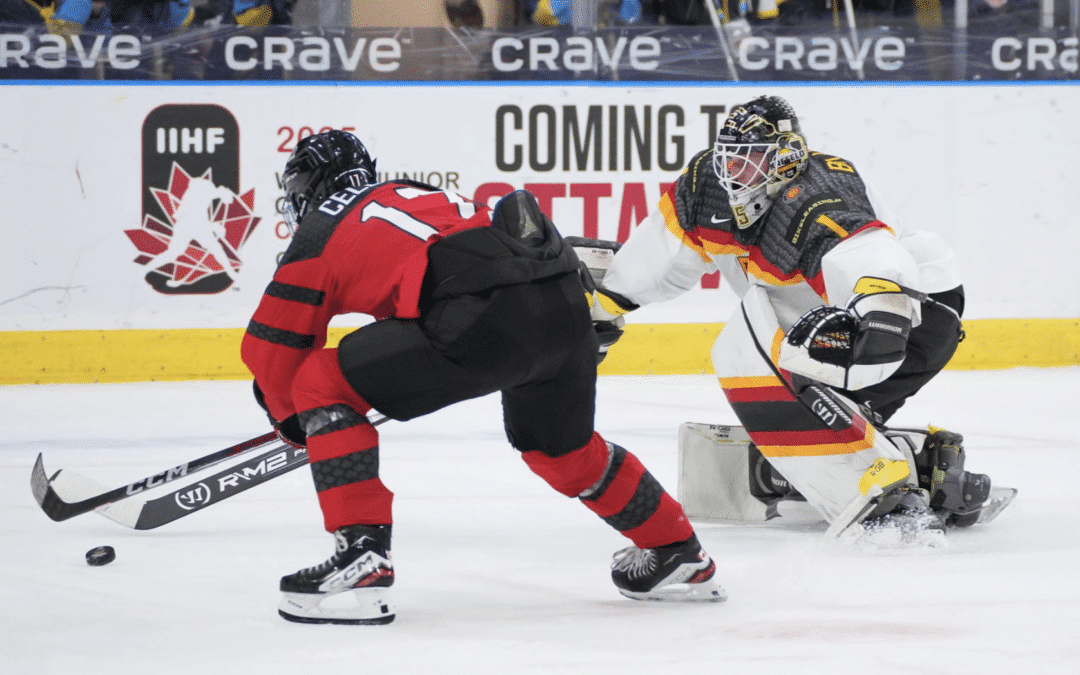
[175,483,214,511]
[126,104,260,295]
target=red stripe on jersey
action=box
[846,220,892,239]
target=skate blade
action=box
[976,486,1018,525]
[618,580,728,603]
[279,588,395,625]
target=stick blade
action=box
[30,453,50,507]
[30,454,80,522]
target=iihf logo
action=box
[126,104,260,295]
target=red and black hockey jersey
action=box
[242,182,493,421]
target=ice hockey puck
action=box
[85,545,116,566]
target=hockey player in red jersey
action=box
[588,96,1002,547]
[241,130,724,625]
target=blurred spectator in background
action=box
[646,0,710,24]
[347,0,521,28]
[195,0,293,26]
[526,0,643,25]
[444,0,484,26]
[641,0,806,26]
[34,0,191,35]
[1,0,46,23]
[18,0,293,36]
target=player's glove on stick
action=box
[779,277,913,390]
[567,237,636,364]
[253,380,308,449]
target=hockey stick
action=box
[39,413,389,530]
[31,432,279,523]
[702,0,740,82]
[91,443,308,530]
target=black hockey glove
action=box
[273,414,308,450]
[253,380,307,449]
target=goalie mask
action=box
[712,96,808,229]
[280,130,377,233]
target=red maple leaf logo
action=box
[126,163,260,293]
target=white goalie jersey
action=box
[601,149,962,357]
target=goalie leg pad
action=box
[713,296,914,524]
[678,423,804,523]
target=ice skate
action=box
[611,534,727,602]
[857,488,947,550]
[278,524,395,625]
[916,428,995,527]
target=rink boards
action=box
[1,83,1078,383]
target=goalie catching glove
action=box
[779,277,914,390]
[252,380,307,449]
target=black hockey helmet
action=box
[280,130,377,231]
[716,95,802,145]
[713,96,808,229]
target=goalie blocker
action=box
[677,422,1016,529]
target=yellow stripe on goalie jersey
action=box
[771,327,784,366]
[815,214,849,238]
[758,437,877,458]
[659,194,712,263]
[717,375,781,389]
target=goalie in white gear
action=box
[588,95,998,545]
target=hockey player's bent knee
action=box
[520,433,610,497]
[292,349,372,420]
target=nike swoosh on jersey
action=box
[710,215,731,224]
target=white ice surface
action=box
[2,369,1078,674]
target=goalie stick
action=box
[31,432,278,523]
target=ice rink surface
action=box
[2,369,1078,675]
